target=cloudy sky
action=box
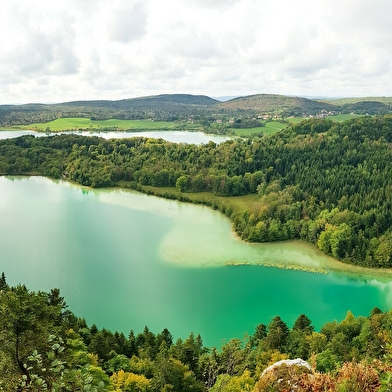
[1,0,392,104]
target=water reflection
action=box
[368,279,392,308]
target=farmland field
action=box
[233,121,287,136]
[286,114,361,124]
[327,114,361,121]
[19,118,182,131]
[14,114,362,134]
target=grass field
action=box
[136,184,392,279]
[328,114,361,121]
[140,185,261,213]
[263,121,288,134]
[18,114,362,133]
[286,114,360,124]
[21,118,179,131]
[285,117,305,124]
[233,121,287,136]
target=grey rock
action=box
[261,358,312,377]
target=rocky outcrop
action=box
[254,358,313,391]
[261,358,312,377]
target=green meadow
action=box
[16,114,361,134]
[328,114,361,121]
[22,118,178,131]
[287,114,360,123]
[233,121,287,136]
[140,184,261,213]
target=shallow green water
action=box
[1,176,391,347]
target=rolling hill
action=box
[61,94,218,109]
[0,94,220,125]
[2,93,392,127]
[217,94,338,116]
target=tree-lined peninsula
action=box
[1,115,392,268]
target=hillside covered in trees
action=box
[216,94,338,117]
[0,94,221,126]
[1,115,392,268]
[2,276,392,391]
[2,94,392,128]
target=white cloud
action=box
[0,7,80,104]
[1,0,392,103]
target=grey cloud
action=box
[109,2,148,43]
[48,24,80,74]
[6,14,79,77]
[282,51,337,78]
[159,20,229,63]
[173,34,223,60]
[3,0,392,104]
[69,0,104,14]
[191,0,241,8]
[337,0,392,33]
[81,50,103,81]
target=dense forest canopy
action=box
[2,277,392,391]
[1,115,392,268]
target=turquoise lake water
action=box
[1,176,391,347]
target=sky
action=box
[1,0,392,104]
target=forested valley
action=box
[2,276,392,391]
[1,115,392,268]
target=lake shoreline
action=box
[4,174,392,282]
[109,181,392,282]
[2,175,391,347]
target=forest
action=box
[1,115,392,268]
[0,95,222,126]
[2,276,392,391]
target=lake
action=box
[1,176,391,347]
[0,130,230,144]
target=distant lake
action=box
[1,176,391,347]
[0,130,230,144]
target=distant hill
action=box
[341,101,392,115]
[0,94,220,125]
[316,97,392,115]
[217,94,338,116]
[61,94,218,109]
[217,94,392,116]
[318,96,392,106]
[2,93,392,127]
